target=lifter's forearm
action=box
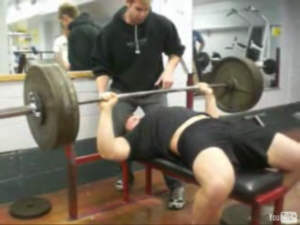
[96,75,110,93]
[204,94,219,118]
[97,108,117,158]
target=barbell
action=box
[0,57,263,150]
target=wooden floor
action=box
[1,130,300,224]
[0,169,299,225]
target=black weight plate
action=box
[263,58,277,75]
[196,52,210,72]
[211,57,263,113]
[24,64,79,150]
[9,197,52,219]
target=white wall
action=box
[156,0,193,107]
[0,0,9,74]
[253,0,300,109]
[193,0,281,30]
[284,0,300,103]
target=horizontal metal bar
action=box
[75,153,102,166]
[78,85,199,105]
[0,84,229,119]
[78,83,228,105]
[0,105,34,119]
[210,83,227,88]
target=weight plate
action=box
[24,64,79,150]
[9,197,52,219]
[195,52,210,72]
[263,58,277,75]
[211,57,263,113]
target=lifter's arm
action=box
[97,93,131,161]
[197,83,220,118]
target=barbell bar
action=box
[0,83,228,118]
[0,105,35,119]
[0,56,263,150]
[0,82,248,119]
[80,83,228,105]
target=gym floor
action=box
[0,127,300,225]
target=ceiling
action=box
[6,0,124,24]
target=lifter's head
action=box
[125,0,152,25]
[125,114,142,131]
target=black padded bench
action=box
[122,158,287,225]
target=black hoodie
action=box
[68,12,101,70]
[92,7,185,92]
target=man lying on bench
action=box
[97,83,300,225]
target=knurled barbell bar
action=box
[0,57,263,150]
[0,84,227,118]
[0,82,248,118]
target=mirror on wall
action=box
[5,0,123,74]
[192,0,281,89]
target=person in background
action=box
[58,3,100,70]
[53,24,70,71]
[193,30,205,55]
[192,30,207,79]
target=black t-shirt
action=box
[123,107,209,161]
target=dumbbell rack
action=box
[63,73,195,220]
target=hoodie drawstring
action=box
[134,25,141,54]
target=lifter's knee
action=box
[193,147,235,207]
[267,133,300,171]
[200,176,234,208]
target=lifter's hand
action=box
[197,82,214,96]
[99,92,118,110]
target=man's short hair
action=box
[58,3,79,19]
[127,0,152,6]
[141,0,152,5]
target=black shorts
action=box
[177,118,276,170]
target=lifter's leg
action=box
[267,133,300,188]
[192,147,235,225]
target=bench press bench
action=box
[118,73,288,225]
[122,158,287,225]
